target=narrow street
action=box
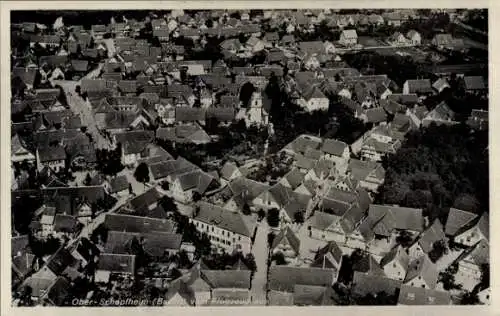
[53,63,111,150]
[250,221,270,305]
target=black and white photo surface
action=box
[9,8,489,307]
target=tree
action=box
[192,192,202,202]
[91,223,109,245]
[271,252,287,265]
[356,291,397,305]
[438,265,462,291]
[84,172,92,186]
[242,203,252,215]
[159,195,178,213]
[396,230,414,248]
[480,263,490,288]
[160,181,169,191]
[134,162,150,185]
[266,208,280,227]
[293,211,305,224]
[244,253,257,272]
[460,291,480,305]
[428,239,448,263]
[257,209,266,221]
[267,232,275,248]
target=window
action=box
[238,236,241,241]
[421,285,426,288]
[407,293,415,300]
[212,227,214,232]
[393,263,396,268]
[233,238,236,243]
[428,297,435,303]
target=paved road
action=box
[53,64,111,150]
[250,222,270,305]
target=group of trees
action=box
[156,119,269,168]
[202,251,257,272]
[376,124,488,224]
[266,208,280,228]
[247,152,292,183]
[95,144,124,176]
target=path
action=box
[250,222,270,305]
[52,63,111,150]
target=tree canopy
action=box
[134,162,150,184]
[376,124,488,224]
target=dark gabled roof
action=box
[464,76,487,90]
[366,204,424,236]
[81,79,107,92]
[53,214,80,233]
[311,241,342,269]
[268,266,334,293]
[104,231,182,256]
[97,253,135,274]
[109,175,129,193]
[201,270,252,289]
[175,107,206,122]
[365,107,388,123]
[206,107,235,121]
[460,239,489,266]
[271,227,301,255]
[298,41,325,54]
[352,271,402,297]
[380,245,410,270]
[117,80,138,94]
[70,60,89,72]
[37,145,66,162]
[104,213,175,234]
[12,235,31,257]
[321,138,347,156]
[405,79,432,94]
[293,284,335,306]
[387,93,419,105]
[194,201,252,237]
[418,220,446,253]
[398,284,451,305]
[127,188,162,214]
[39,55,68,68]
[404,255,438,289]
[46,247,77,275]
[12,67,39,86]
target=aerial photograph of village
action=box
[10,8,489,306]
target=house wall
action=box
[454,227,484,247]
[359,179,383,192]
[361,146,384,162]
[339,34,357,46]
[310,226,346,244]
[272,240,298,258]
[195,291,212,306]
[170,180,193,204]
[12,150,36,163]
[408,243,425,260]
[253,194,280,212]
[41,160,66,173]
[95,270,111,283]
[306,97,329,112]
[383,261,406,281]
[402,82,410,95]
[190,219,252,253]
[405,276,429,289]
